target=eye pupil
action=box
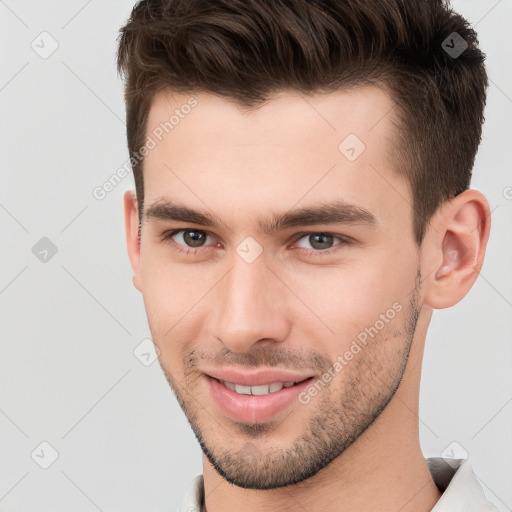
[184,230,206,247]
[309,233,333,250]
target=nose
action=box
[211,249,291,353]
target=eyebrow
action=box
[144,199,377,234]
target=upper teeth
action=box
[222,380,297,395]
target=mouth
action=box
[204,373,315,424]
[212,377,313,396]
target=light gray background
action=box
[1,1,511,511]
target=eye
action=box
[162,229,214,255]
[291,232,351,256]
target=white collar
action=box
[179,457,499,511]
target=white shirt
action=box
[179,457,500,511]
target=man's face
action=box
[131,87,424,489]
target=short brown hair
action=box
[117,0,488,245]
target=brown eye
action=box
[181,230,208,247]
[164,229,213,251]
[308,233,334,250]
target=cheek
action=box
[139,247,216,358]
[140,279,191,378]
[289,254,413,338]
[139,248,184,339]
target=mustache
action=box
[184,345,332,373]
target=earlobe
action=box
[422,190,491,309]
[123,190,142,292]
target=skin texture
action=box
[124,87,491,512]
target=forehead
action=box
[142,87,411,237]
[146,86,397,148]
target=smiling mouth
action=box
[212,377,314,396]
[206,374,316,423]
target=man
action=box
[117,0,499,510]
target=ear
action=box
[422,189,491,309]
[123,190,142,292]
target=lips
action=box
[203,367,315,423]
[204,367,314,387]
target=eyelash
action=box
[160,229,352,257]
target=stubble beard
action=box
[158,271,422,490]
